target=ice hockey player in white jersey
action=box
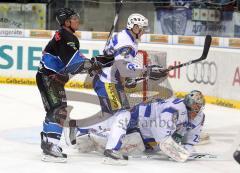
[132,90,205,159]
[89,13,168,161]
[75,90,206,163]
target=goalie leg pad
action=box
[120,132,145,155]
[76,134,97,153]
[159,137,190,162]
[76,132,145,155]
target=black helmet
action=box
[56,8,79,26]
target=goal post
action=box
[126,50,173,107]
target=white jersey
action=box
[76,97,205,150]
[99,29,145,84]
[131,97,205,146]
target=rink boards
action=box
[0,36,239,109]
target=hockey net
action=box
[126,50,173,107]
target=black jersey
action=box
[39,28,87,76]
[44,28,79,65]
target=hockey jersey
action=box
[99,29,145,84]
[130,97,205,146]
[39,28,86,76]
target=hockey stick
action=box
[132,35,212,83]
[129,152,228,161]
[104,0,124,51]
[166,35,212,72]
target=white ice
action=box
[0,84,239,173]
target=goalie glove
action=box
[147,65,168,81]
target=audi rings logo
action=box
[186,61,217,85]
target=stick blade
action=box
[201,35,212,60]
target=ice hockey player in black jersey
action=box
[36,8,93,162]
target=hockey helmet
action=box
[127,13,149,32]
[184,90,205,119]
[56,8,79,26]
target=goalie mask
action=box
[184,90,205,120]
[56,8,80,26]
[127,13,149,33]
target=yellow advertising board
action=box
[150,35,168,43]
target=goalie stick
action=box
[133,35,212,83]
[129,152,228,161]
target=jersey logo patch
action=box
[127,63,136,71]
[67,42,77,50]
[55,31,61,41]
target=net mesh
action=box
[126,50,173,107]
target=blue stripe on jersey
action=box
[143,138,156,144]
[201,113,205,125]
[113,135,124,150]
[114,69,121,82]
[77,128,89,134]
[112,34,118,46]
[144,104,151,117]
[113,140,122,150]
[114,46,136,58]
[125,29,135,43]
[172,98,184,104]
[101,72,108,78]
[41,51,86,74]
[43,121,63,135]
[129,48,136,57]
[128,104,140,129]
[41,53,65,73]
[93,76,108,98]
[187,122,196,129]
[60,50,86,74]
[161,107,178,114]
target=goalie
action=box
[74,90,206,163]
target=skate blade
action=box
[41,154,67,163]
[102,157,128,166]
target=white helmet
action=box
[184,90,205,120]
[127,13,149,32]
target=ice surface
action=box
[0,84,239,173]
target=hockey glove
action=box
[88,57,103,76]
[147,65,168,81]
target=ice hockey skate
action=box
[41,133,67,163]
